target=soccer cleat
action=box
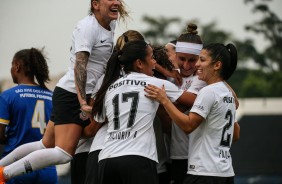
[0,167,6,184]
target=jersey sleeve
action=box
[0,95,10,125]
[163,80,184,102]
[190,87,215,119]
[187,76,207,95]
[73,18,97,54]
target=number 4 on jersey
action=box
[31,100,46,134]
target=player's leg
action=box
[0,144,72,182]
[0,123,83,181]
[0,121,55,167]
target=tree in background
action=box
[244,0,282,71]
[201,22,232,45]
[142,15,181,45]
[140,0,282,97]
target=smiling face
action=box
[196,49,222,84]
[141,46,156,76]
[176,52,199,77]
[92,0,120,24]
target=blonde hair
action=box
[115,30,144,51]
[90,0,129,23]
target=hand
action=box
[168,70,182,86]
[80,104,92,117]
[144,84,169,105]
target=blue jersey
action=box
[0,84,58,184]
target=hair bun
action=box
[187,23,198,35]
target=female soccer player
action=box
[0,0,128,183]
[92,40,193,184]
[169,23,206,184]
[145,42,240,184]
[0,48,58,184]
[84,30,145,184]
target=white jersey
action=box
[95,72,184,162]
[57,15,116,94]
[75,137,94,154]
[90,124,107,152]
[188,82,236,177]
[89,74,107,152]
[170,75,206,159]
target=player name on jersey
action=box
[108,130,138,141]
[223,96,235,104]
[109,79,147,91]
[219,149,231,159]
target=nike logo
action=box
[100,40,106,43]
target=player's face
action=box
[142,46,156,76]
[196,49,217,84]
[177,52,198,77]
[93,0,120,22]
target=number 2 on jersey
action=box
[31,100,46,135]
[112,92,139,130]
[220,110,233,147]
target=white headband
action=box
[175,42,203,55]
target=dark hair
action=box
[177,23,203,44]
[153,46,174,79]
[14,48,50,89]
[170,40,177,45]
[92,40,149,116]
[203,43,237,80]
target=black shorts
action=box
[84,150,101,184]
[183,174,234,184]
[171,159,188,184]
[50,87,91,127]
[98,155,158,184]
[71,152,89,184]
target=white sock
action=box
[0,140,45,166]
[3,146,72,180]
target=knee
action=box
[54,146,73,164]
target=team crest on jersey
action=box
[183,80,192,91]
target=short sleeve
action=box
[190,88,215,119]
[73,18,97,54]
[0,95,10,125]
[187,76,207,95]
[163,80,184,102]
